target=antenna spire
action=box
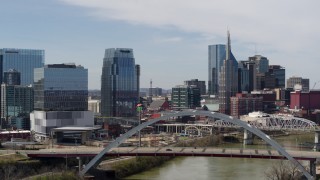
[226,30,231,60]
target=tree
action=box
[3,164,16,180]
[264,160,304,180]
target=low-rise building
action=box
[230,93,263,118]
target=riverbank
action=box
[0,152,80,179]
[112,156,173,179]
[125,133,318,180]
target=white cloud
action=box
[59,0,320,86]
[59,0,319,50]
[153,36,183,43]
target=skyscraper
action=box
[268,65,286,88]
[171,85,201,109]
[33,63,88,111]
[208,44,237,96]
[0,48,44,86]
[219,31,238,115]
[249,55,269,74]
[31,63,92,140]
[184,79,206,95]
[1,84,33,129]
[101,48,140,117]
[287,76,309,92]
[3,69,21,85]
[237,61,249,93]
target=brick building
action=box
[230,93,263,118]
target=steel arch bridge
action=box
[207,114,318,131]
[80,110,314,180]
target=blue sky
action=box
[1,0,319,89]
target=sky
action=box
[1,0,319,90]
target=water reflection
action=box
[125,133,314,180]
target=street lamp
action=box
[76,157,81,174]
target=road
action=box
[24,146,320,161]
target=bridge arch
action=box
[185,126,200,136]
[199,126,213,136]
[80,110,313,179]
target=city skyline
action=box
[1,1,319,89]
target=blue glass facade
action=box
[1,84,34,129]
[0,48,44,86]
[101,48,140,117]
[208,45,237,96]
[34,64,88,111]
[4,69,21,85]
[238,61,250,92]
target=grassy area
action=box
[0,153,28,164]
[175,134,224,147]
[32,171,78,180]
[112,156,173,178]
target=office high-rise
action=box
[208,44,237,96]
[33,64,88,111]
[238,61,249,93]
[287,76,309,92]
[0,48,44,86]
[3,69,21,85]
[171,85,201,109]
[184,79,206,95]
[249,55,269,74]
[219,31,238,115]
[101,48,140,117]
[1,84,33,128]
[31,63,93,140]
[268,65,286,88]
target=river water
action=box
[125,133,314,180]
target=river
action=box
[125,133,314,180]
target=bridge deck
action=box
[26,147,320,161]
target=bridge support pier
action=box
[309,159,316,180]
[81,132,87,145]
[313,130,320,151]
[243,129,253,145]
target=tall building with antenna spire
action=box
[219,31,238,115]
[208,37,237,96]
[149,79,153,97]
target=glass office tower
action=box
[101,48,140,117]
[208,45,237,96]
[0,48,45,86]
[33,64,88,111]
[1,84,33,125]
[219,31,238,115]
[3,69,21,85]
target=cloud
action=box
[59,0,320,84]
[153,36,183,43]
[59,0,319,48]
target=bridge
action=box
[97,112,319,132]
[79,110,318,179]
[26,146,319,161]
[26,146,319,179]
[155,113,318,135]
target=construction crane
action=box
[312,80,320,89]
